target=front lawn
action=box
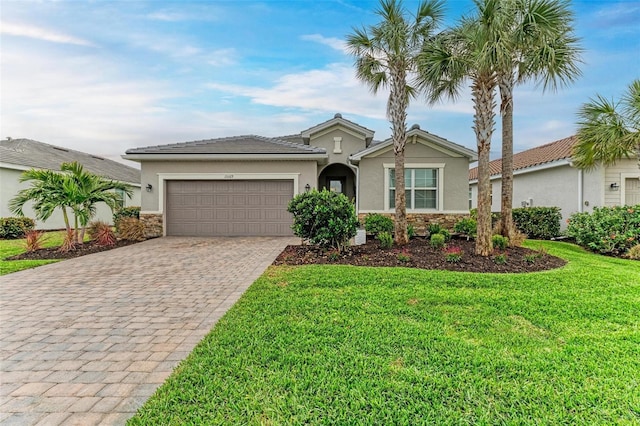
[129,241,640,425]
[0,231,68,275]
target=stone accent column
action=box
[140,213,163,238]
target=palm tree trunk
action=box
[498,74,516,242]
[473,76,496,256]
[390,65,409,246]
[61,207,71,234]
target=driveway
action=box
[0,236,297,425]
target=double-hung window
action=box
[386,164,443,210]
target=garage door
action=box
[166,180,294,236]
[626,178,640,205]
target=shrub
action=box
[24,230,46,252]
[494,253,508,265]
[58,229,77,253]
[430,233,445,249]
[444,246,463,263]
[114,206,141,231]
[364,213,394,236]
[0,217,36,239]
[509,230,527,247]
[628,244,640,260]
[454,217,477,237]
[87,220,117,247]
[288,189,358,252]
[377,231,393,249]
[407,224,416,239]
[438,229,451,242]
[567,205,640,255]
[396,250,410,262]
[524,253,537,264]
[512,207,561,240]
[117,217,146,241]
[427,223,442,236]
[492,234,509,250]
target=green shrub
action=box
[454,217,477,236]
[444,246,463,263]
[567,205,640,255]
[438,229,451,242]
[430,233,445,249]
[377,231,393,249]
[427,223,442,235]
[114,206,140,231]
[494,253,508,265]
[512,207,561,240]
[288,189,358,252]
[407,224,416,239]
[0,217,36,239]
[492,234,509,250]
[364,213,393,236]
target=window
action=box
[389,168,438,209]
[115,188,126,210]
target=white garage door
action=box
[626,178,640,205]
[166,180,294,236]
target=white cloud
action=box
[0,22,94,46]
[301,34,348,54]
[206,48,238,67]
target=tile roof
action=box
[125,135,326,155]
[1,138,140,184]
[469,135,576,180]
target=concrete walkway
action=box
[0,236,297,425]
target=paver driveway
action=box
[0,236,297,425]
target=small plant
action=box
[430,233,445,249]
[24,230,46,253]
[396,249,411,263]
[453,217,477,239]
[494,253,508,265]
[327,251,340,262]
[439,229,451,242]
[0,217,36,239]
[114,206,141,232]
[377,231,393,249]
[58,229,78,253]
[492,234,509,250]
[117,217,146,241]
[407,224,416,239]
[509,230,527,247]
[524,254,537,264]
[427,223,442,236]
[444,246,463,263]
[87,220,117,247]
[627,244,640,260]
[364,213,394,236]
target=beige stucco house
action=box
[469,136,640,229]
[123,114,477,237]
[1,138,141,230]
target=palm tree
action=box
[573,79,640,171]
[418,0,507,256]
[346,0,445,245]
[496,0,582,241]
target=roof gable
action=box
[0,138,140,184]
[468,135,576,180]
[300,113,374,144]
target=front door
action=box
[327,177,346,194]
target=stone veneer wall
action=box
[358,213,469,236]
[140,213,163,238]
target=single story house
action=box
[1,138,142,230]
[123,113,477,237]
[469,135,639,229]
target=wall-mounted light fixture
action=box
[305,184,311,192]
[146,183,153,192]
[610,182,619,191]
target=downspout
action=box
[348,158,360,217]
[578,169,583,213]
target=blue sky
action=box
[1,0,639,166]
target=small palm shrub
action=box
[58,229,77,253]
[430,233,445,249]
[0,217,36,239]
[377,231,393,249]
[24,230,46,252]
[117,218,146,241]
[407,224,416,239]
[364,213,394,236]
[87,220,117,246]
[492,235,509,250]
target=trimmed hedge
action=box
[512,207,562,240]
[567,205,640,255]
[364,213,393,236]
[0,217,36,239]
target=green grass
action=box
[129,241,640,425]
[0,231,68,275]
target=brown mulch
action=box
[7,239,140,261]
[273,237,566,273]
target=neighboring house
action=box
[123,113,477,237]
[469,135,640,229]
[1,138,142,230]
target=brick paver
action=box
[0,236,296,425]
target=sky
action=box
[1,0,639,167]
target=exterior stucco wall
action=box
[308,128,367,166]
[358,142,471,212]
[1,166,141,230]
[139,160,318,213]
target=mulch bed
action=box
[274,237,566,273]
[7,239,140,261]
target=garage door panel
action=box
[166,180,294,236]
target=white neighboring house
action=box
[1,138,141,230]
[469,136,640,229]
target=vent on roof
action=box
[90,155,105,160]
[53,146,69,152]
